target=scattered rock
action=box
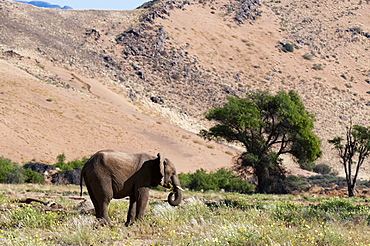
[75,199,95,215]
[3,50,23,59]
[150,96,164,104]
[233,0,262,24]
[85,28,100,41]
[103,55,117,67]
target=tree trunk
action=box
[348,184,355,197]
[348,178,357,197]
[256,165,270,193]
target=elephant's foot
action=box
[94,217,110,227]
[125,220,134,227]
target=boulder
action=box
[51,169,82,185]
[23,162,56,174]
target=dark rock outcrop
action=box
[51,169,82,185]
[23,162,56,174]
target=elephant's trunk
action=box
[167,175,182,206]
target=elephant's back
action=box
[86,150,155,171]
[101,150,153,163]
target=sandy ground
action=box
[0,58,240,173]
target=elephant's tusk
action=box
[176,186,184,191]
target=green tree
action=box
[56,153,66,165]
[54,153,88,172]
[200,90,322,193]
[328,124,370,197]
[0,157,17,183]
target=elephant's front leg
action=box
[135,187,150,221]
[125,196,137,227]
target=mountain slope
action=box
[0,0,237,172]
[0,57,237,172]
[0,0,369,176]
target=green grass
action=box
[0,184,370,245]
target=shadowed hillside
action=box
[0,0,369,176]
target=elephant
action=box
[80,149,183,226]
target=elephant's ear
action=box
[157,153,165,176]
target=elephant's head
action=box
[158,153,183,206]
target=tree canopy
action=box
[200,90,322,193]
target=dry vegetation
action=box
[1,184,370,245]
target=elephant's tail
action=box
[80,168,84,197]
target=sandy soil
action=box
[0,59,238,173]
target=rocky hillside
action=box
[0,0,369,176]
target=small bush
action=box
[6,167,25,184]
[170,73,182,80]
[225,151,234,155]
[179,168,254,193]
[23,168,45,184]
[299,162,316,171]
[286,175,304,188]
[307,174,347,187]
[313,163,332,175]
[282,43,294,52]
[179,169,217,191]
[0,157,45,184]
[319,198,354,212]
[300,162,333,175]
[312,63,323,70]
[303,53,313,60]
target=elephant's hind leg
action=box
[85,184,100,217]
[100,199,111,223]
[93,192,112,223]
[85,182,112,223]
